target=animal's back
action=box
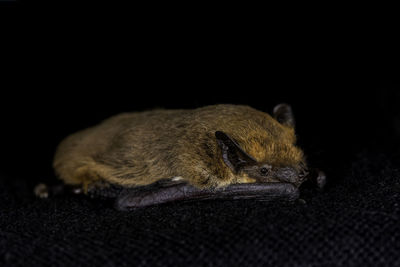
[53,105,298,189]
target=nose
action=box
[275,167,299,184]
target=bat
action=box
[35,104,326,210]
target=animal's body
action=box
[39,104,325,210]
[54,104,303,189]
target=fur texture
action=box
[53,104,305,190]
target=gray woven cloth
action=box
[1,153,400,266]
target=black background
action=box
[2,5,400,266]
[1,43,399,185]
[1,5,399,186]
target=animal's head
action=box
[215,104,308,187]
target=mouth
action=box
[298,169,310,182]
[297,168,326,190]
[280,170,310,188]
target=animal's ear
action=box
[273,103,295,127]
[215,131,257,173]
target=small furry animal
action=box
[36,104,325,210]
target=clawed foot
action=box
[315,169,327,190]
[34,183,49,198]
[33,183,83,198]
[308,168,327,190]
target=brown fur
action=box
[53,104,305,190]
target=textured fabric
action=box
[1,152,400,266]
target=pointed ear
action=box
[273,103,295,127]
[215,131,257,173]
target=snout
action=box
[275,167,303,186]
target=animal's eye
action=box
[260,167,269,175]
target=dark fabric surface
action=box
[1,152,400,266]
